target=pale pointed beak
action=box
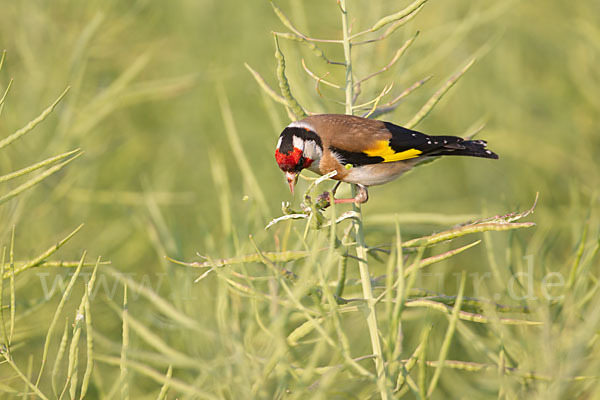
[285,171,299,194]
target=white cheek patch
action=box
[292,135,304,150]
[288,120,315,131]
[303,140,322,161]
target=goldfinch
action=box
[274,114,498,204]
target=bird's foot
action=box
[333,184,369,204]
[316,184,369,206]
[315,191,332,209]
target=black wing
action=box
[385,122,499,159]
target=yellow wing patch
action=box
[364,140,422,162]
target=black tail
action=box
[429,137,499,159]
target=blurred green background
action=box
[0,0,599,398]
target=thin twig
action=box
[271,2,343,44]
[405,59,476,129]
[367,0,429,34]
[361,76,432,118]
[354,32,419,88]
[353,2,428,45]
[273,32,345,65]
[301,59,342,89]
[352,83,394,112]
[244,63,287,105]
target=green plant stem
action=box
[340,1,388,398]
[340,0,353,115]
[2,352,50,400]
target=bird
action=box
[274,114,498,204]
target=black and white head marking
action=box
[277,121,323,164]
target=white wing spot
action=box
[443,140,448,144]
[412,134,416,137]
[485,150,492,154]
[427,140,432,145]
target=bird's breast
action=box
[341,161,416,186]
[315,151,349,181]
[312,150,418,186]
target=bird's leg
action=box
[331,181,342,197]
[317,182,369,206]
[333,184,369,204]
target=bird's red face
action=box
[275,124,322,194]
[275,147,313,194]
[274,147,314,172]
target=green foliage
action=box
[0,0,599,399]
